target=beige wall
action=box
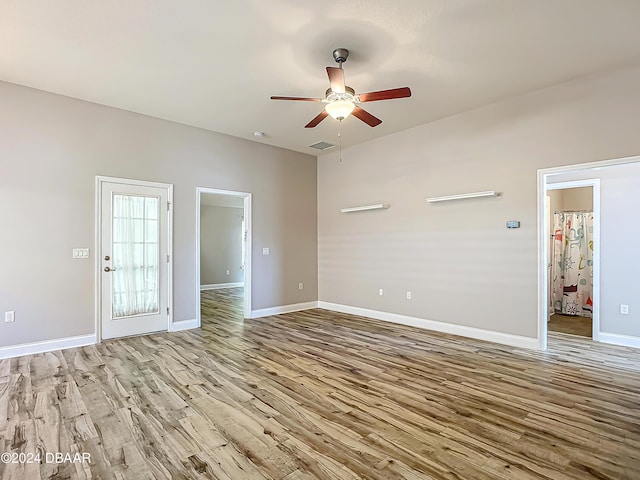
[561,186,593,211]
[0,81,318,347]
[548,186,593,233]
[318,64,640,339]
[200,205,244,285]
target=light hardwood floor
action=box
[548,313,592,338]
[1,288,640,479]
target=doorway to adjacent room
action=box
[196,187,252,326]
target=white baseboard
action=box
[200,282,244,291]
[170,318,199,332]
[251,301,318,319]
[317,302,540,350]
[0,334,97,360]
[598,332,640,349]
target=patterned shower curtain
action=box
[552,212,594,317]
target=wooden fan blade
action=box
[326,67,345,93]
[305,110,329,128]
[270,96,323,101]
[352,106,382,127]
[358,87,411,102]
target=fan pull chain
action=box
[338,124,343,163]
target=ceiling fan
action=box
[270,48,411,128]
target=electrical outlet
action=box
[5,311,15,323]
[226,270,230,275]
[406,291,412,300]
[621,304,629,315]
[378,289,384,296]
[298,282,303,290]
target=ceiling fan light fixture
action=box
[270,48,409,128]
[325,100,355,120]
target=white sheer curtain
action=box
[112,194,159,317]
[551,211,594,317]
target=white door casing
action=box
[96,177,173,340]
[195,187,252,325]
[538,162,609,351]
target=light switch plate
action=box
[72,248,90,259]
[262,247,270,255]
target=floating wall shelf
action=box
[340,204,390,213]
[426,191,498,203]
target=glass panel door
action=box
[111,194,160,318]
[100,180,170,340]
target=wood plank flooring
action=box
[548,314,592,338]
[1,287,640,479]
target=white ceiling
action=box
[2,1,640,155]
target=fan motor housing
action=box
[333,48,349,64]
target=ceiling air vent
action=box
[308,141,335,151]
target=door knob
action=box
[104,266,116,272]
[104,255,110,261]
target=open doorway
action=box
[196,188,251,327]
[539,177,600,350]
[539,156,640,351]
[547,185,595,339]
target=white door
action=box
[100,180,170,339]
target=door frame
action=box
[196,187,252,326]
[537,154,640,350]
[95,176,174,342]
[544,179,600,348]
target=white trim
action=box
[200,282,244,291]
[546,179,598,190]
[537,170,549,351]
[598,332,640,349]
[251,301,318,319]
[167,184,174,330]
[425,190,498,203]
[340,204,390,213]
[196,187,252,329]
[243,194,252,320]
[95,176,174,342]
[94,176,172,189]
[0,334,96,360]
[94,178,101,341]
[537,154,640,175]
[170,319,199,332]
[318,302,540,350]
